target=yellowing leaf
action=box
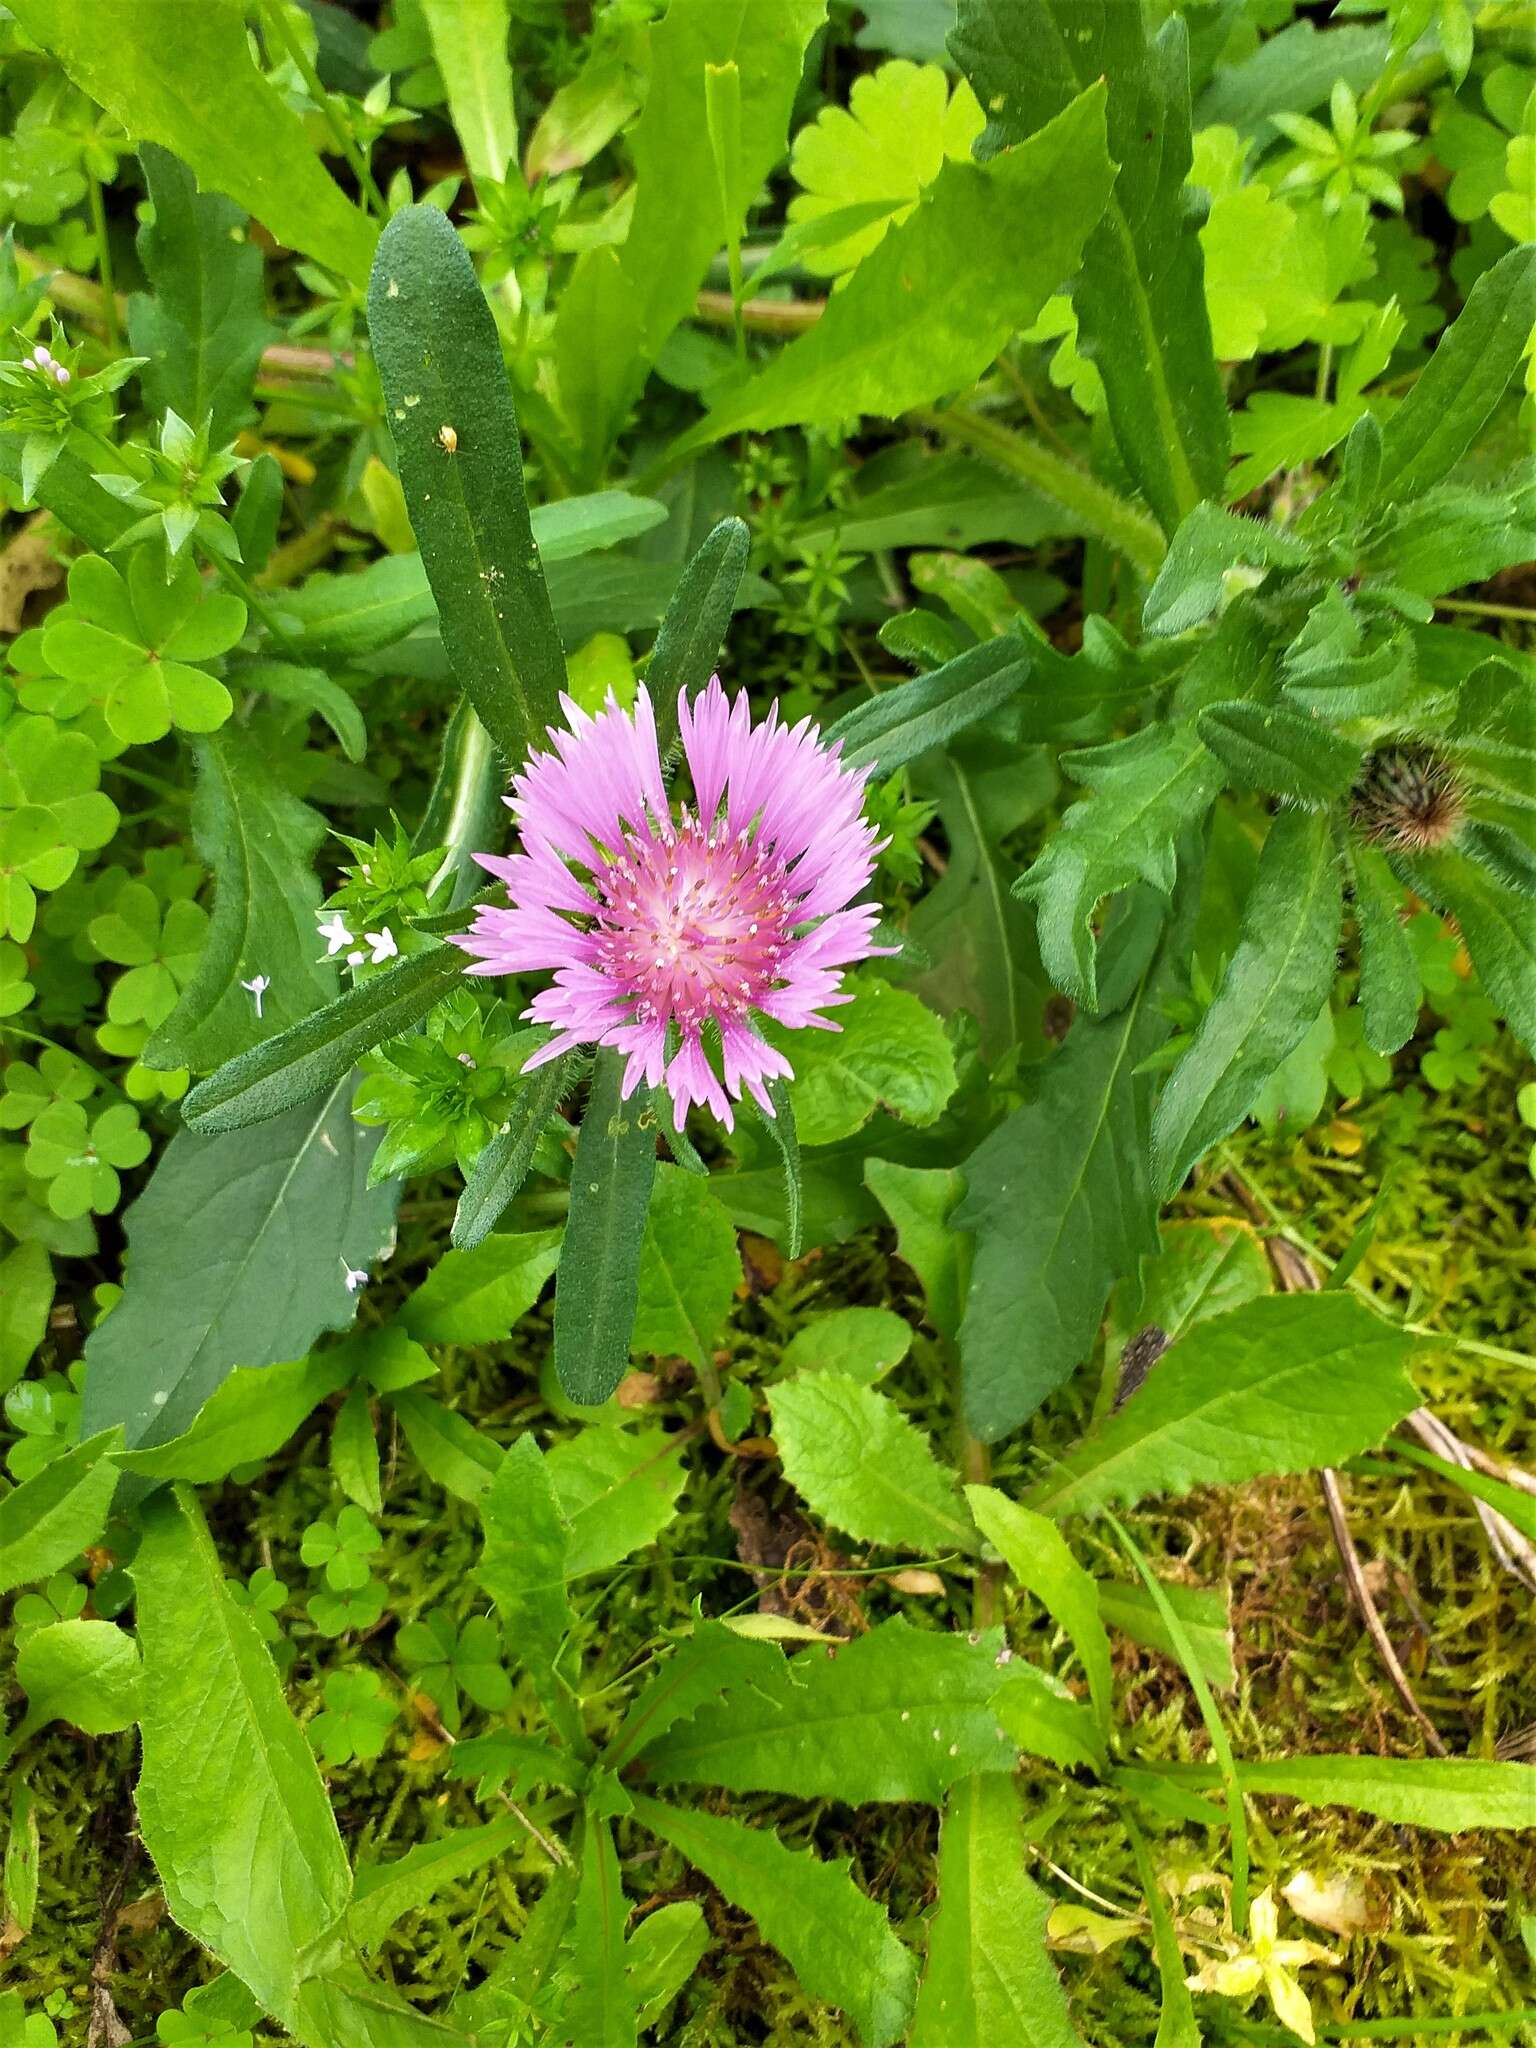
[789,60,982,275]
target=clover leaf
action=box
[86,880,209,1031]
[40,548,242,746]
[309,1667,398,1766]
[24,1099,149,1218]
[0,714,119,941]
[301,1504,383,1590]
[394,1610,511,1731]
[0,1045,94,1130]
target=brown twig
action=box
[1317,1466,1449,1757]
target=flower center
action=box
[590,815,797,1031]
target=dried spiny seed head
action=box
[1351,746,1464,854]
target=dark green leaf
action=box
[1374,245,1536,504]
[368,205,566,764]
[128,143,276,445]
[632,1795,918,2048]
[82,1080,395,1451]
[824,640,1032,778]
[955,894,1172,1439]
[1152,807,1342,1197]
[145,730,336,1075]
[1400,846,1536,1055]
[1142,503,1311,637]
[452,1055,577,1250]
[910,1776,1083,2048]
[1349,843,1421,1055]
[567,1813,637,2048]
[647,517,750,757]
[555,1051,659,1406]
[1198,699,1362,806]
[954,2,1228,536]
[183,942,468,1133]
[1136,1755,1536,1832]
[1027,1294,1418,1519]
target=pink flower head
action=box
[454,679,888,1129]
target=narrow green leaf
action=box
[1126,1818,1201,2048]
[183,942,468,1132]
[1401,845,1536,1056]
[1349,843,1421,1055]
[1375,244,1536,504]
[145,730,336,1074]
[606,1622,780,1773]
[1135,1755,1536,1832]
[910,1776,1084,2048]
[1152,807,1342,1197]
[133,1489,351,2021]
[389,1389,501,1502]
[755,1074,803,1260]
[1197,699,1362,806]
[10,0,378,284]
[82,1080,395,1452]
[477,1434,577,1725]
[771,1373,975,1554]
[567,1813,637,2048]
[647,517,750,757]
[822,640,1031,779]
[331,1383,382,1515]
[1028,1294,1419,1520]
[420,0,518,185]
[965,1485,1112,1736]
[632,1796,918,2048]
[368,205,566,764]
[631,1164,741,1373]
[0,1240,53,1394]
[954,1,1228,535]
[1099,1577,1235,1692]
[626,1901,710,2034]
[4,1784,38,1934]
[1142,504,1311,638]
[0,1428,122,1596]
[955,893,1173,1439]
[554,1050,658,1406]
[128,143,276,445]
[454,1054,577,1249]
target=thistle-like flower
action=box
[454,679,887,1128]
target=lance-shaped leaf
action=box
[1027,1294,1418,1520]
[133,1489,352,2023]
[1016,722,1219,1011]
[824,639,1033,779]
[183,941,468,1132]
[81,1079,395,1452]
[1152,807,1342,1196]
[1373,244,1536,505]
[910,1776,1083,2048]
[145,730,336,1075]
[452,1054,577,1249]
[1198,699,1362,807]
[420,0,518,186]
[965,1485,1112,1736]
[9,0,378,285]
[128,143,276,446]
[567,1813,637,2048]
[0,1428,122,1596]
[1400,846,1536,1057]
[952,0,1229,537]
[1348,843,1421,1055]
[477,1434,579,1738]
[555,1050,659,1405]
[646,517,750,758]
[955,892,1173,1440]
[1126,1755,1536,1832]
[632,1795,918,2048]
[369,204,566,764]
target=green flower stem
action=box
[84,172,121,351]
[908,404,1167,580]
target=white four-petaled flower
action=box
[317,913,353,956]
[364,928,398,965]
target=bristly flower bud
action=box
[1350,745,1464,855]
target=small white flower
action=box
[364,927,398,965]
[317,912,354,956]
[346,948,366,967]
[240,973,271,1018]
[340,1259,369,1293]
[52,364,69,385]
